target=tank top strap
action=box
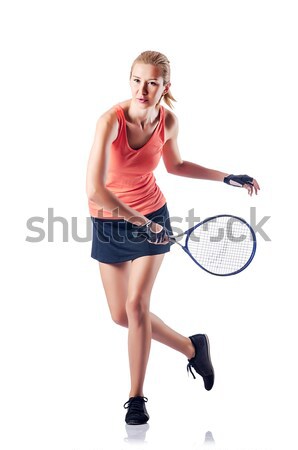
[114,104,126,139]
[156,105,165,143]
[114,104,125,118]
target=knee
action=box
[126,293,149,322]
[110,310,128,327]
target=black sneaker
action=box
[187,334,214,391]
[123,396,150,425]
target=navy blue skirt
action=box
[91,203,173,264]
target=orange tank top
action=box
[88,104,167,218]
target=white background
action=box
[1,1,297,449]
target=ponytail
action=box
[163,90,176,109]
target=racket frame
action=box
[169,214,257,276]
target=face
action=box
[130,63,170,108]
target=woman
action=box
[86,50,260,425]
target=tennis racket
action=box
[170,214,256,276]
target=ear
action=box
[163,82,171,95]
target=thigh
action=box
[99,261,131,320]
[127,254,165,305]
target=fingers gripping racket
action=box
[170,215,256,276]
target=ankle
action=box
[186,338,196,359]
[129,391,144,398]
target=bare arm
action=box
[86,110,151,226]
[162,112,260,195]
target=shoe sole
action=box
[203,334,215,390]
[125,419,149,425]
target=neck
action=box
[127,100,160,127]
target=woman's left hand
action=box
[243,178,260,196]
[224,174,260,196]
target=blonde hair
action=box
[130,50,176,109]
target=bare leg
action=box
[125,255,164,396]
[149,312,194,358]
[99,260,195,360]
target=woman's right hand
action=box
[147,221,169,245]
[137,220,169,245]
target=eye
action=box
[133,78,140,83]
[149,82,157,86]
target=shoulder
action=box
[163,107,179,140]
[96,106,118,128]
[95,105,122,141]
[97,99,131,126]
[117,99,131,111]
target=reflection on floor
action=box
[124,423,150,443]
[123,425,215,447]
[203,431,216,446]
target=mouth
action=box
[137,98,148,103]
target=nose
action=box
[140,83,148,95]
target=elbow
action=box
[166,167,177,175]
[86,188,96,203]
[166,161,184,175]
[86,182,95,201]
[86,183,106,204]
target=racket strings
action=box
[186,217,255,275]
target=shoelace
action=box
[187,362,196,379]
[123,396,148,411]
